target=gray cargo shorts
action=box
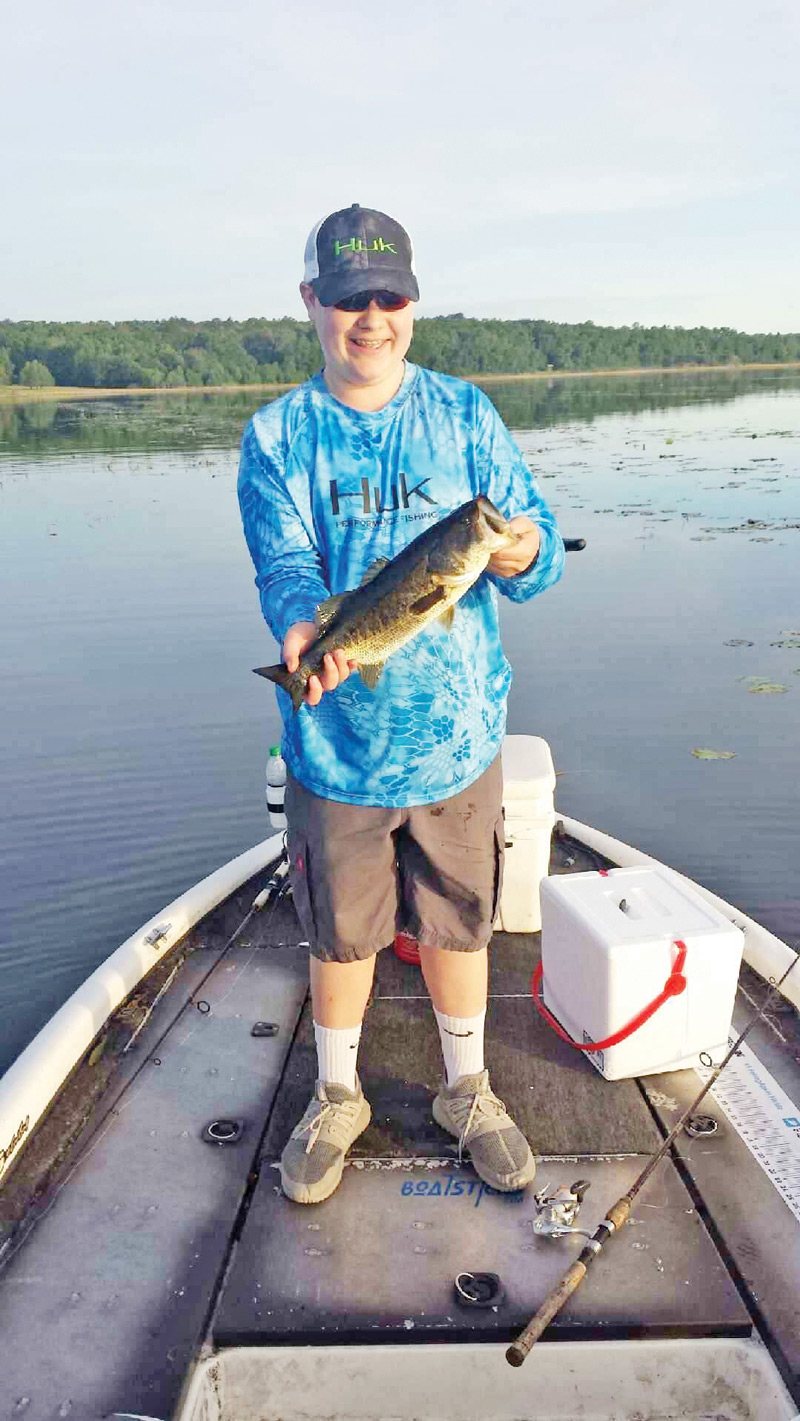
[285,755,505,964]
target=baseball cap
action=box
[303,204,419,306]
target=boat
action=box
[1,734,798,1421]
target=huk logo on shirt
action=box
[329,472,438,517]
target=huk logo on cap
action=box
[333,237,398,257]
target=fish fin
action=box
[315,594,347,632]
[409,585,447,615]
[358,662,385,690]
[360,557,390,585]
[438,604,456,632]
[253,664,305,714]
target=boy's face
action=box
[300,284,415,401]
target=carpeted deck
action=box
[260,829,662,1162]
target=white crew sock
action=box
[433,1007,486,1086]
[313,1021,362,1093]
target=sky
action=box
[3,0,799,331]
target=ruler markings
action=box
[695,1040,800,1221]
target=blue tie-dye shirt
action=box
[238,362,564,807]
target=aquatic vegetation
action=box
[691,748,736,760]
[740,677,789,694]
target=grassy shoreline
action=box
[2,360,800,406]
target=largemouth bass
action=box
[254,496,522,712]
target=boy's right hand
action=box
[283,622,358,707]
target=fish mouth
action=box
[484,508,508,535]
[476,497,509,535]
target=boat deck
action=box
[0,832,799,1420]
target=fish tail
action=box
[253,663,306,714]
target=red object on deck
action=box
[393,932,422,965]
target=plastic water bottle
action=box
[266,746,287,830]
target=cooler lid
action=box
[541,865,745,945]
[501,734,556,801]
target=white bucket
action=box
[539,866,745,1080]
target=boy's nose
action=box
[354,300,383,324]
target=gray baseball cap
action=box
[303,204,419,305]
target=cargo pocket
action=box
[287,830,317,946]
[492,814,506,924]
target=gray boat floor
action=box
[0,833,799,1420]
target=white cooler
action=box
[497,735,556,933]
[539,865,745,1079]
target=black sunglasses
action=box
[333,290,410,312]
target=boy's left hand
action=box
[487,516,540,577]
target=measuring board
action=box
[696,1039,800,1224]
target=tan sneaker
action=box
[279,1077,371,1204]
[433,1068,536,1192]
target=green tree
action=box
[19,359,55,386]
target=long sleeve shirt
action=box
[238,362,564,806]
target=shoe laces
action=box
[294,1091,362,1155]
[450,1084,508,1163]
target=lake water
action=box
[2,371,799,1076]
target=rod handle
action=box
[505,1260,587,1366]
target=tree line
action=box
[2,316,799,389]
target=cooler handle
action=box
[531,941,688,1052]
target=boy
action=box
[238,204,564,1204]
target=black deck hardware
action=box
[454,1271,505,1308]
[202,1119,245,1145]
[685,1114,720,1138]
[251,1021,280,1037]
[563,538,586,551]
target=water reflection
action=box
[2,368,799,459]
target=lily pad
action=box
[691,748,736,760]
[724,639,754,647]
[771,636,800,650]
[740,677,789,694]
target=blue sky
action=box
[3,0,798,330]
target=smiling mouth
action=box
[350,337,388,349]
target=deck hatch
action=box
[214,1153,750,1347]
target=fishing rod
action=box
[506,953,800,1367]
